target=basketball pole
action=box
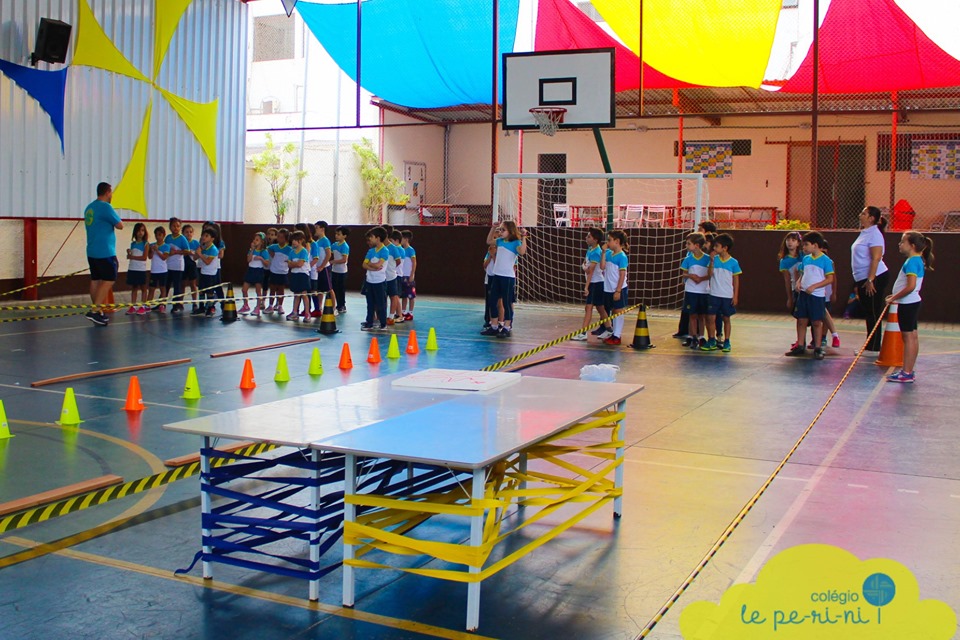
[592,128,615,231]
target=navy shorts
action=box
[183,259,198,281]
[88,256,119,282]
[683,291,709,315]
[126,270,146,287]
[897,301,920,332]
[386,278,399,297]
[793,291,826,322]
[269,272,288,287]
[603,287,628,311]
[149,272,168,289]
[402,276,417,299]
[289,273,311,294]
[707,295,736,317]
[585,281,604,306]
[244,267,264,286]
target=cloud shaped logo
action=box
[680,544,956,639]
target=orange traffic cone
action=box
[123,376,145,411]
[367,338,381,364]
[239,358,256,390]
[104,289,117,314]
[875,304,904,367]
[338,343,353,370]
[406,330,419,355]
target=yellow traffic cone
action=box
[57,387,83,425]
[275,352,290,383]
[387,334,401,359]
[308,347,323,376]
[425,327,439,351]
[0,399,13,439]
[181,367,203,400]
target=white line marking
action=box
[734,374,888,585]
[847,483,869,489]
[897,489,919,494]
[950,495,960,499]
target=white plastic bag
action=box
[579,363,620,382]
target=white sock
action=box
[613,316,625,337]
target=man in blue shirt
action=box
[84,182,123,326]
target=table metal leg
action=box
[518,452,527,511]
[309,449,321,601]
[614,400,626,517]
[342,453,356,607]
[200,436,213,579]
[466,466,486,631]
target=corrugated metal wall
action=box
[0,0,247,221]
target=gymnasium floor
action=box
[0,295,957,640]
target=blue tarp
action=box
[0,59,68,152]
[297,0,520,109]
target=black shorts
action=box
[149,272,168,289]
[386,278,399,297]
[126,270,146,287]
[793,291,825,322]
[707,295,736,318]
[683,291,709,315]
[897,301,920,332]
[289,273,310,294]
[585,281,604,306]
[603,287,628,311]
[244,267,264,286]
[88,256,119,282]
[183,259,198,281]
[269,272,288,287]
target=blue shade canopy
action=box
[0,59,68,153]
[297,0,520,109]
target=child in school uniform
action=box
[165,217,189,314]
[884,232,934,383]
[314,221,333,316]
[361,227,390,331]
[481,248,497,332]
[241,232,268,316]
[599,230,629,345]
[286,230,311,321]
[786,231,834,360]
[572,227,608,341]
[148,226,169,312]
[386,230,404,324]
[701,233,741,353]
[680,232,711,349]
[331,226,350,314]
[400,230,417,321]
[266,228,292,315]
[262,227,277,310]
[183,224,201,314]
[195,227,221,317]
[125,223,149,314]
[485,220,527,338]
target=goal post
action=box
[492,172,708,310]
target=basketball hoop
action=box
[529,107,566,137]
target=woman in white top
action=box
[850,206,889,351]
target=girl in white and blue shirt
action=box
[884,232,934,383]
[484,220,526,338]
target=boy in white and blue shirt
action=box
[680,232,712,349]
[702,233,742,353]
[598,230,629,345]
[400,230,417,321]
[362,226,390,331]
[787,231,835,360]
[331,226,350,314]
[573,227,608,341]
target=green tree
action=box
[250,133,307,224]
[353,138,408,224]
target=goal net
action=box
[493,173,708,311]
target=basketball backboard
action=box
[502,48,615,131]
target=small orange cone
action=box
[875,304,904,367]
[406,330,419,355]
[239,359,256,390]
[367,338,382,364]
[123,376,146,411]
[104,289,117,314]
[338,343,353,370]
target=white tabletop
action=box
[164,371,643,467]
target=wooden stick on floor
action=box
[163,441,257,467]
[504,354,565,373]
[31,358,192,388]
[210,337,322,359]
[0,475,123,517]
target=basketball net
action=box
[529,107,566,137]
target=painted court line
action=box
[627,458,808,483]
[0,382,219,413]
[733,373,889,585]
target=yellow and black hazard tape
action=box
[0,441,278,534]
[0,269,90,298]
[0,309,93,324]
[481,303,642,372]
[0,282,228,313]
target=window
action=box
[876,133,960,171]
[253,15,295,62]
[674,140,752,156]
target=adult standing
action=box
[851,206,888,351]
[84,182,123,326]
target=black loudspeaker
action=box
[31,18,72,66]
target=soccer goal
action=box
[492,172,708,311]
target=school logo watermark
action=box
[680,544,956,639]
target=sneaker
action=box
[808,340,816,350]
[378,324,388,331]
[394,315,405,324]
[721,339,731,353]
[603,335,622,345]
[204,306,215,317]
[157,304,166,313]
[814,348,825,360]
[785,345,806,357]
[790,342,799,351]
[832,335,841,348]
[887,370,915,383]
[681,338,695,348]
[171,304,183,314]
[386,317,395,326]
[480,326,499,336]
[571,332,588,341]
[137,306,148,315]
[302,309,312,319]
[286,312,299,321]
[239,303,250,315]
[497,326,512,338]
[191,305,203,315]
[337,307,346,315]
[820,337,828,349]
[250,306,261,317]
[310,310,322,318]
[87,311,108,326]
[360,322,374,331]
[691,339,702,350]
[672,332,688,339]
[126,306,137,315]
[598,330,614,340]
[700,338,719,351]
[591,326,607,336]
[403,313,413,321]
